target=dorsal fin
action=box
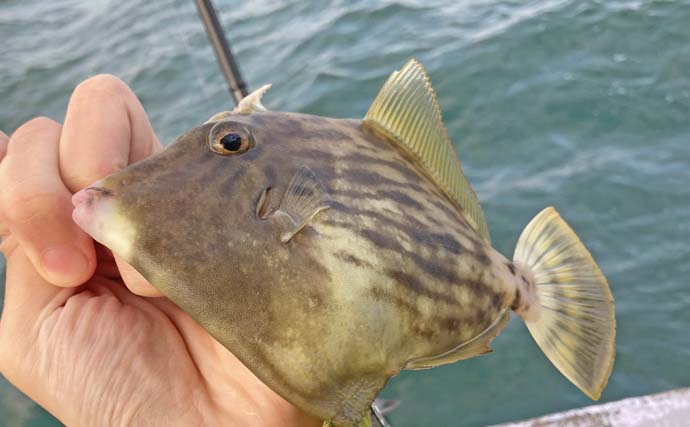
[205,84,272,123]
[234,84,272,114]
[363,60,490,242]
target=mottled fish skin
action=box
[94,111,525,425]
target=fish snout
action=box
[72,184,136,260]
[72,185,112,228]
[73,184,113,207]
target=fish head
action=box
[71,111,315,288]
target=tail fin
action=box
[514,207,615,400]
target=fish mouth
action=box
[72,186,115,208]
[72,184,136,260]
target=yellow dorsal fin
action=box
[363,59,490,242]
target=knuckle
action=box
[23,116,57,129]
[73,74,129,103]
[0,235,18,258]
[62,155,127,187]
[10,117,60,146]
[0,182,61,226]
[89,156,127,178]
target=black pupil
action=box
[220,133,242,151]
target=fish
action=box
[72,60,616,427]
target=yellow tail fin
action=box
[514,207,615,400]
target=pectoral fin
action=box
[271,166,332,243]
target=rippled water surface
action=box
[1,1,689,425]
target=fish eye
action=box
[221,133,242,151]
[209,122,253,155]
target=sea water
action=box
[1,1,689,425]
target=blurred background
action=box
[1,0,689,426]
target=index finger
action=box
[59,75,163,297]
[59,74,162,192]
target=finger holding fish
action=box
[60,74,163,297]
[0,118,96,287]
[59,74,162,192]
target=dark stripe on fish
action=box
[511,288,522,311]
[344,168,428,194]
[369,286,422,317]
[341,152,422,183]
[369,287,463,337]
[357,228,483,301]
[378,189,425,211]
[321,216,490,300]
[326,205,493,282]
[386,269,459,306]
[292,148,337,163]
[334,251,374,269]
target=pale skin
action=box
[0,75,322,427]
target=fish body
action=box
[73,61,615,426]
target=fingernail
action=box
[41,245,90,285]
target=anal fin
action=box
[404,310,510,370]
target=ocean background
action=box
[1,0,689,425]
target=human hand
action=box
[0,75,321,427]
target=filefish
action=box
[72,60,616,427]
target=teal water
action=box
[1,0,689,425]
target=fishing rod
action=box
[194,0,248,105]
[193,2,393,425]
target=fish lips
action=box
[72,184,136,261]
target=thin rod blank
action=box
[194,0,248,104]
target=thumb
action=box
[0,118,96,287]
